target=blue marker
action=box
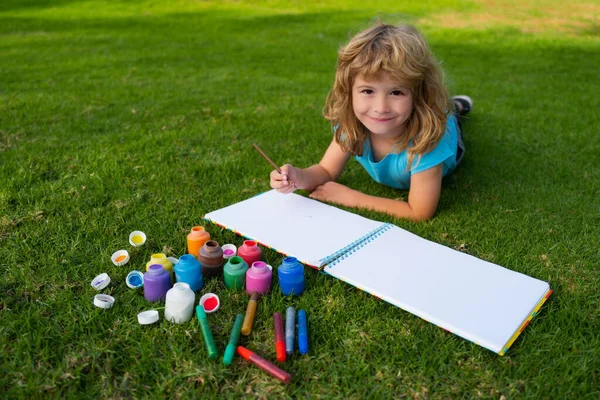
[297,309,308,354]
[285,307,295,355]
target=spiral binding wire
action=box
[320,223,393,268]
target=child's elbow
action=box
[408,207,437,222]
[410,214,433,222]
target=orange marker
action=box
[273,312,286,362]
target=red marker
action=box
[236,346,292,384]
[273,312,286,362]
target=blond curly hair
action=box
[323,23,451,168]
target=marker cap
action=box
[236,345,253,360]
[137,310,159,325]
[223,344,236,365]
[111,250,130,266]
[276,342,286,362]
[93,294,115,309]
[91,273,111,291]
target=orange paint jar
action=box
[187,226,210,258]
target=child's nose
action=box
[373,96,390,113]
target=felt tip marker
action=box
[241,291,259,336]
[196,305,218,360]
[223,314,244,366]
[298,309,309,354]
[236,346,292,384]
[285,307,295,355]
[273,312,286,362]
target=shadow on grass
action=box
[0,0,150,12]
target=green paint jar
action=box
[223,256,248,290]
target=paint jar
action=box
[146,253,173,283]
[197,240,224,278]
[277,256,305,296]
[223,256,248,290]
[164,282,196,324]
[143,264,172,302]
[246,261,272,295]
[174,254,203,292]
[187,226,210,258]
[238,240,262,267]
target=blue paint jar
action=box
[174,254,203,292]
[277,256,305,296]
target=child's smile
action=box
[352,74,413,140]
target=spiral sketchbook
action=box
[204,190,551,355]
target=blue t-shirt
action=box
[354,116,459,189]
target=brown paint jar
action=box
[197,240,224,278]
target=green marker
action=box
[196,305,218,359]
[223,314,244,365]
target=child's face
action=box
[352,73,413,140]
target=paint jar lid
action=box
[222,244,237,260]
[137,310,159,325]
[129,230,147,247]
[111,250,130,266]
[199,293,220,313]
[91,273,111,291]
[93,294,115,309]
[125,270,144,289]
[167,256,179,265]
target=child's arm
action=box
[270,139,351,193]
[309,164,443,221]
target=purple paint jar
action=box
[245,261,272,295]
[143,264,172,302]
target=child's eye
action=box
[391,90,405,96]
[361,89,374,95]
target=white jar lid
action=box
[93,294,115,309]
[91,273,111,291]
[199,293,220,313]
[222,244,237,259]
[111,249,130,267]
[129,230,147,247]
[125,270,144,289]
[167,256,179,265]
[138,310,159,325]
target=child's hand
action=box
[309,182,360,207]
[270,164,299,194]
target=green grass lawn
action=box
[1,0,599,397]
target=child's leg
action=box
[451,95,473,166]
[454,114,466,165]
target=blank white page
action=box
[324,225,550,353]
[204,190,384,267]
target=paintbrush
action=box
[252,143,296,188]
